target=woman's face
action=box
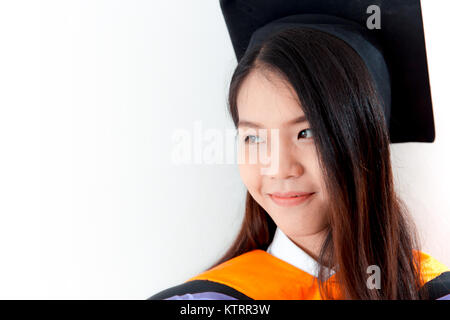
[236,69,330,240]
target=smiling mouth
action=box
[269,191,314,198]
[268,192,315,207]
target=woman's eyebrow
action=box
[237,115,307,128]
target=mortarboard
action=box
[220,0,435,144]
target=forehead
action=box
[237,69,305,126]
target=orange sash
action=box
[187,249,449,300]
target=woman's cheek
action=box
[238,163,262,192]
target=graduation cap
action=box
[220,0,435,143]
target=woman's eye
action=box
[244,135,264,144]
[298,128,313,139]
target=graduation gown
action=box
[149,228,450,300]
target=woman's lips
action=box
[268,192,315,207]
[270,191,313,197]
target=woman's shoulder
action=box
[414,250,450,300]
[147,250,266,300]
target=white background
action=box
[0,0,448,299]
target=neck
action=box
[287,225,332,268]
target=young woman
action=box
[149,27,450,300]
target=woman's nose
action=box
[264,136,304,179]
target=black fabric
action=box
[419,271,450,300]
[246,14,391,138]
[147,280,253,300]
[219,0,435,144]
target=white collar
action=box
[266,227,335,279]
